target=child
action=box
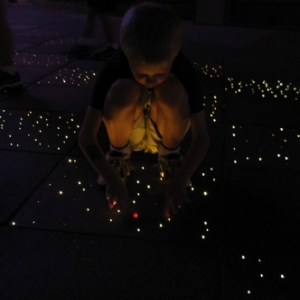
[78,2,210,218]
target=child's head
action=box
[120,2,182,66]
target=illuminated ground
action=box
[0,2,299,299]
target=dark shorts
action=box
[87,0,119,13]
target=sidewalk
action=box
[1,2,299,299]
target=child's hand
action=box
[106,176,132,212]
[149,181,191,218]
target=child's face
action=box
[129,58,174,89]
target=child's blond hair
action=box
[120,2,182,65]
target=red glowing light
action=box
[132,212,139,219]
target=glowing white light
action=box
[242,255,245,259]
[59,191,63,195]
[203,191,208,196]
[137,228,141,232]
[281,274,285,279]
[86,208,90,212]
[201,235,205,239]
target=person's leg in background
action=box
[64,5,98,57]
[64,0,119,60]
[92,0,119,60]
[0,0,22,91]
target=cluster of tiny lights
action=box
[194,63,223,78]
[202,221,209,239]
[37,68,97,86]
[28,159,218,238]
[226,78,299,100]
[14,53,69,67]
[203,95,218,122]
[240,255,286,295]
[230,125,299,167]
[0,110,81,151]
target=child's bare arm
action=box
[173,110,210,186]
[78,105,130,209]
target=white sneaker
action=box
[97,151,131,185]
[157,153,191,187]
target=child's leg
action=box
[150,77,190,149]
[102,79,144,148]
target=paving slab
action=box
[0,227,221,300]
[225,96,300,128]
[222,246,298,300]
[0,151,62,224]
[16,65,57,84]
[0,108,83,154]
[22,41,78,55]
[225,124,300,171]
[0,84,91,113]
[224,61,300,82]
[0,90,10,102]
[14,42,36,52]
[11,155,223,245]
[224,167,300,251]
[13,28,69,44]
[224,31,300,65]
[225,77,300,102]
[14,52,73,68]
[65,58,106,70]
[37,67,98,87]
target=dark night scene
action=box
[0,0,299,299]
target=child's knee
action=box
[106,79,141,107]
[155,78,189,119]
[155,78,188,107]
